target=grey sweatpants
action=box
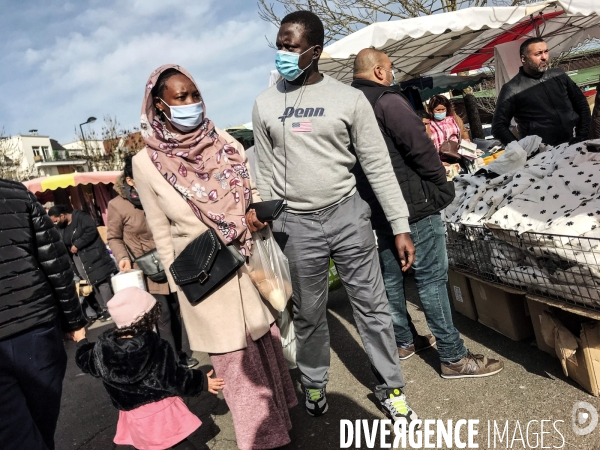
[274,192,405,396]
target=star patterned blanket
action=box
[445,137,600,307]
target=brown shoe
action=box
[397,334,436,360]
[440,351,504,379]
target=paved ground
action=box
[56,275,600,449]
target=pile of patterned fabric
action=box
[444,136,600,308]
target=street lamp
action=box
[79,116,97,154]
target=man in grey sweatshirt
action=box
[252,10,419,426]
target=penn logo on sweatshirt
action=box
[278,106,324,122]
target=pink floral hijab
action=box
[140,64,253,255]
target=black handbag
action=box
[169,228,246,305]
[126,245,167,283]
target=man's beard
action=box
[524,58,548,73]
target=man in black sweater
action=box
[351,49,503,379]
[492,37,590,146]
[0,178,86,450]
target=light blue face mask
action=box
[434,112,447,121]
[160,98,204,132]
[275,45,316,81]
[381,67,397,87]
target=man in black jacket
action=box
[492,37,590,146]
[352,49,503,379]
[0,178,86,450]
[49,205,117,322]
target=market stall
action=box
[23,171,120,228]
[318,0,600,86]
[444,136,600,395]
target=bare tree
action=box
[76,115,144,172]
[0,131,23,181]
[258,0,538,45]
[471,77,497,115]
[0,129,36,181]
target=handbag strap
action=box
[431,120,447,141]
[431,118,460,143]
[123,242,136,262]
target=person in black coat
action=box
[492,37,591,147]
[352,49,503,379]
[49,205,117,321]
[0,178,87,450]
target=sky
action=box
[0,0,280,144]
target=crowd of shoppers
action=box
[6,10,600,450]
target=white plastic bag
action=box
[248,227,293,312]
[486,140,527,174]
[277,308,297,369]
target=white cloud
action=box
[24,48,42,64]
[0,0,278,142]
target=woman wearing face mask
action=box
[131,65,297,450]
[106,154,199,368]
[427,94,470,155]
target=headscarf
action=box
[140,64,253,255]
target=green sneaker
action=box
[304,387,328,417]
[379,388,419,426]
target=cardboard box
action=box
[541,311,600,396]
[470,278,533,341]
[526,298,556,357]
[569,322,600,396]
[448,270,477,321]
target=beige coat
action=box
[132,129,275,354]
[107,175,169,295]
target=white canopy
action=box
[318,0,600,84]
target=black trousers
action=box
[154,293,193,356]
[0,320,67,450]
[154,293,177,352]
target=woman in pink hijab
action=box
[132,65,297,450]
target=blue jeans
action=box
[377,214,467,363]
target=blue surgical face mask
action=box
[434,112,447,121]
[160,99,204,132]
[275,45,316,81]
